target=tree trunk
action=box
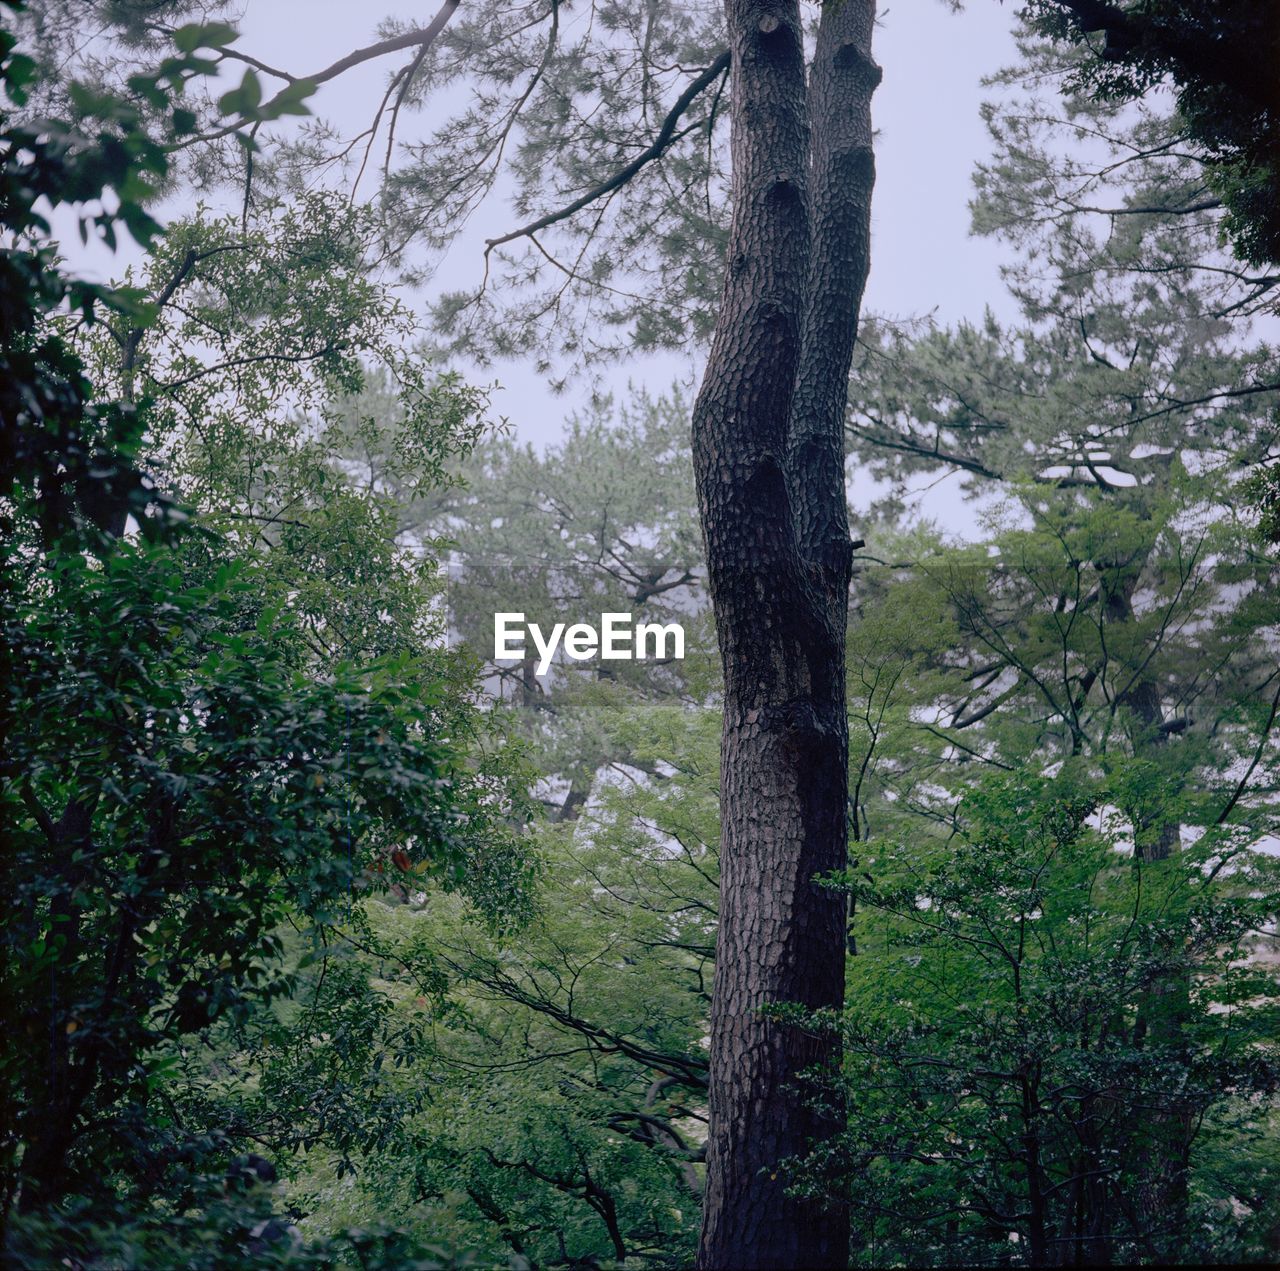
[15,799,93,1214]
[692,3,878,1268]
[1100,563,1192,1262]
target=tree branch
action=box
[303,3,460,88]
[1217,678,1280,825]
[20,780,58,843]
[178,1,461,149]
[484,49,730,255]
[155,344,342,392]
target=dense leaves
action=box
[0,8,532,1262]
[820,769,1280,1265]
[0,0,210,542]
[0,542,470,1209]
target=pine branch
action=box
[484,50,730,256]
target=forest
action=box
[2,1,1279,1267]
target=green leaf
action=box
[126,71,168,109]
[260,77,317,120]
[4,51,36,105]
[119,202,163,248]
[217,68,261,119]
[172,21,240,55]
[67,80,113,116]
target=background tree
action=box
[1004,4,1280,541]
[825,769,1280,1267]
[12,0,735,375]
[150,403,719,1266]
[279,693,721,1267]
[829,27,1280,1260]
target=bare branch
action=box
[268,1,461,93]
[155,344,342,392]
[1217,679,1280,825]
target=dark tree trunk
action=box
[692,3,878,1268]
[1100,564,1192,1262]
[15,799,94,1214]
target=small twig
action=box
[1217,679,1280,825]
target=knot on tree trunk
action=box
[751,698,832,756]
[832,143,876,188]
[750,8,801,66]
[763,173,804,210]
[803,534,855,587]
[833,41,882,91]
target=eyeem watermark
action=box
[494,612,685,675]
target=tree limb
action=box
[1217,678,1280,825]
[484,49,730,255]
[178,1,461,148]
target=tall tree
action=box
[837,36,1280,1257]
[689,3,878,1266]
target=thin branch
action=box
[1217,679,1280,825]
[155,344,341,392]
[484,49,730,256]
[177,1,462,149]
[257,2,461,92]
[20,780,58,842]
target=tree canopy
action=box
[1022,0,1280,269]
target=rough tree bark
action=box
[691,2,879,1267]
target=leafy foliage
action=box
[17,0,734,374]
[0,0,211,542]
[826,768,1280,1266]
[233,399,717,1267]
[4,1,1280,1266]
[0,541,473,1206]
[0,11,534,1263]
